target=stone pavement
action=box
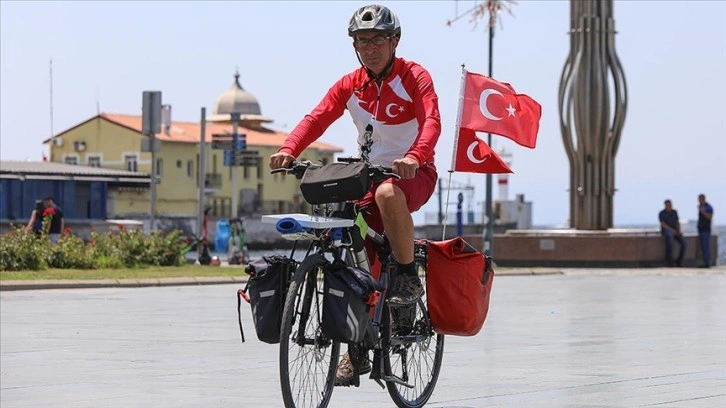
[1,268,725,407]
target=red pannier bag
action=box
[423,237,494,336]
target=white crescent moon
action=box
[479,89,503,121]
[385,103,399,118]
[466,141,488,164]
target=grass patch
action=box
[0,265,246,281]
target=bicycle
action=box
[263,158,445,408]
[180,206,212,265]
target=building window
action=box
[176,159,182,168]
[65,156,78,165]
[155,158,163,178]
[124,155,138,172]
[187,160,194,178]
[88,156,101,167]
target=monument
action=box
[558,0,628,230]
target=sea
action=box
[235,223,726,266]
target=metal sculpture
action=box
[558,0,628,230]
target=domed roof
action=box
[209,70,272,124]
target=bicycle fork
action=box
[368,263,415,390]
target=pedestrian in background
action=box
[24,200,45,236]
[697,194,714,268]
[42,196,64,244]
[659,199,686,267]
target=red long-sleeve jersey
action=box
[279,57,441,167]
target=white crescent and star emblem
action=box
[479,89,517,120]
[466,141,488,164]
[385,103,403,118]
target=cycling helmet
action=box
[348,4,401,39]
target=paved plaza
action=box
[1,269,725,407]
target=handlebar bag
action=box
[300,162,369,205]
[245,256,297,344]
[322,263,379,343]
[424,237,494,336]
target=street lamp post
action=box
[447,0,514,257]
[230,112,240,218]
[141,91,162,231]
[484,23,494,257]
[198,107,207,239]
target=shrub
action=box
[0,227,51,271]
[0,227,186,271]
[48,233,94,269]
[88,231,124,269]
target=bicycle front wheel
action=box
[279,254,340,408]
[384,260,445,408]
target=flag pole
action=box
[442,170,453,240]
[444,64,468,240]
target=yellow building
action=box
[42,73,342,221]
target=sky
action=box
[1,1,725,227]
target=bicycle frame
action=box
[264,201,430,390]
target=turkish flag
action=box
[452,128,513,174]
[460,72,541,148]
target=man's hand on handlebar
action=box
[392,157,419,179]
[269,151,296,170]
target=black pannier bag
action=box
[322,263,380,344]
[300,162,369,205]
[245,256,297,344]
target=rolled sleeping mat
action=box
[275,217,306,235]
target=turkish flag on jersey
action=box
[460,72,541,148]
[452,128,512,174]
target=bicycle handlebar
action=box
[270,160,318,179]
[270,160,400,181]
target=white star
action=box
[506,103,516,117]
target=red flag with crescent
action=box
[452,128,512,174]
[460,71,541,149]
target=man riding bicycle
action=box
[269,4,441,386]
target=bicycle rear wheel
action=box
[279,254,340,408]
[384,260,445,408]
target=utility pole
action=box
[230,112,240,218]
[447,0,516,256]
[142,91,162,231]
[198,107,207,238]
[484,22,494,257]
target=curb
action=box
[0,269,559,291]
[495,268,564,276]
[0,276,249,291]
